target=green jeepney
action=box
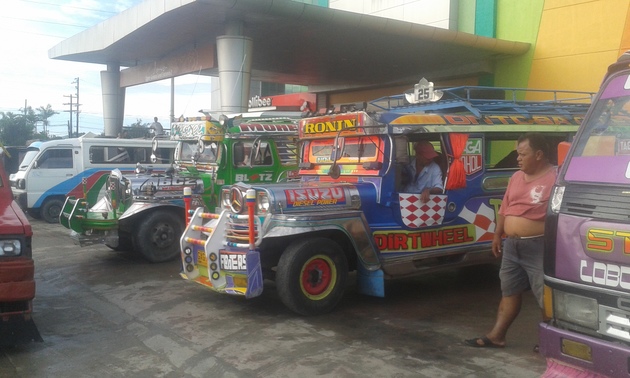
[60,114,300,263]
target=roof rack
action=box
[369,86,594,118]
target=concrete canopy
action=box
[49,0,530,91]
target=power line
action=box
[0,26,70,39]
[0,15,90,28]
[15,0,119,15]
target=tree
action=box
[128,118,149,128]
[0,108,37,146]
[37,104,59,136]
[124,118,150,138]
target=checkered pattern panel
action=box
[458,202,496,242]
[399,194,447,228]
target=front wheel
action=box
[41,198,64,223]
[276,238,348,316]
[133,211,184,263]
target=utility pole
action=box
[64,94,74,137]
[72,77,80,136]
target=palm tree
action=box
[37,104,58,135]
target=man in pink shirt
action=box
[465,133,556,349]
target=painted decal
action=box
[235,173,274,182]
[220,252,247,271]
[461,138,483,175]
[399,194,447,227]
[237,123,298,133]
[389,114,584,126]
[579,260,630,289]
[303,118,356,134]
[584,227,630,258]
[619,139,630,155]
[285,187,346,207]
[171,121,222,139]
[301,114,360,137]
[458,199,500,242]
[577,225,630,288]
[394,197,499,249]
[374,224,475,253]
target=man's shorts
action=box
[499,236,544,308]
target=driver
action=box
[403,141,443,202]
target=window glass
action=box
[572,95,630,157]
[564,75,630,184]
[234,141,273,166]
[90,145,175,164]
[37,149,73,168]
[19,148,39,171]
[308,136,381,164]
[487,139,518,169]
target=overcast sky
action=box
[0,0,214,138]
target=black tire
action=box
[133,211,184,263]
[276,238,348,316]
[41,198,64,224]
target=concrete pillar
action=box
[100,63,125,137]
[217,23,253,113]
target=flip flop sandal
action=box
[464,336,505,348]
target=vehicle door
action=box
[232,139,277,184]
[28,146,78,208]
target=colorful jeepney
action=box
[60,115,300,263]
[180,81,593,315]
[540,51,630,377]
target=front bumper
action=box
[180,209,264,298]
[0,258,35,314]
[539,322,630,377]
[69,229,119,248]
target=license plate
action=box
[197,250,207,266]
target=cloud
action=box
[0,0,217,137]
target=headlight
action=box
[18,179,26,189]
[550,185,565,214]
[554,290,598,329]
[257,191,270,214]
[0,239,22,256]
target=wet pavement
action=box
[1,217,547,377]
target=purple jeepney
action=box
[540,51,630,377]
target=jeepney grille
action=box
[599,305,630,342]
[560,184,630,222]
[224,212,260,247]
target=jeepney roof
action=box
[299,85,594,139]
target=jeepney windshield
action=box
[309,135,382,164]
[177,141,219,163]
[564,73,630,184]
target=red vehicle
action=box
[0,149,40,344]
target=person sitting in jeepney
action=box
[403,140,444,203]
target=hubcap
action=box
[300,255,336,299]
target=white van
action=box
[10,136,176,223]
